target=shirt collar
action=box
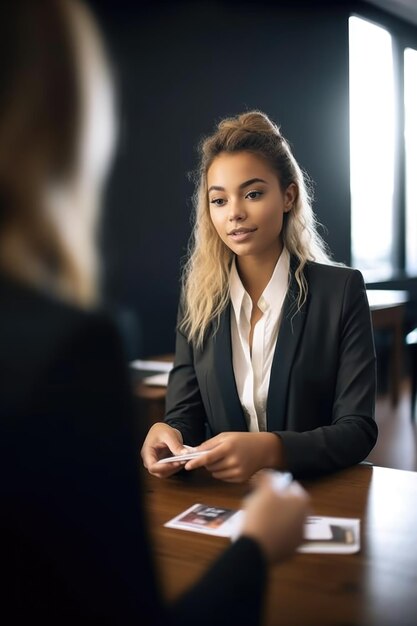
[229,248,290,318]
[230,258,248,323]
[259,247,290,313]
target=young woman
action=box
[0,5,309,626]
[141,110,378,482]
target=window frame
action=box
[350,5,417,281]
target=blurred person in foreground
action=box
[0,1,309,625]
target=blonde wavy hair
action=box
[180,110,333,347]
[0,0,114,307]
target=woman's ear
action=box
[283,182,297,213]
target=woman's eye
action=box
[210,198,226,206]
[246,190,262,200]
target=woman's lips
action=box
[228,228,257,241]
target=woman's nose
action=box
[228,199,246,221]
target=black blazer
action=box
[0,273,267,626]
[165,261,378,477]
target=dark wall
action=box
[88,0,352,357]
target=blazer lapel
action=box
[267,260,308,431]
[212,304,248,431]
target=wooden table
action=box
[367,289,408,405]
[144,463,417,626]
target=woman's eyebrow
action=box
[208,185,224,193]
[239,177,268,189]
[208,178,268,194]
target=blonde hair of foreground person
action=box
[181,110,334,348]
[0,0,116,307]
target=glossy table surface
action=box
[144,463,417,626]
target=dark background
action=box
[86,0,417,358]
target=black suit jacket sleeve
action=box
[8,313,165,625]
[173,536,267,626]
[277,269,377,476]
[165,323,208,444]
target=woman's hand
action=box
[183,431,285,482]
[240,473,310,563]
[140,422,188,478]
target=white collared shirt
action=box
[229,248,290,432]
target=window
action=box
[349,16,396,279]
[349,14,417,280]
[404,47,417,275]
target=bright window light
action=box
[404,47,417,275]
[349,16,395,278]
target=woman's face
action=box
[207,151,296,263]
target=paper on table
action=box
[297,516,360,554]
[304,517,333,540]
[164,507,360,553]
[130,359,173,372]
[129,359,173,386]
[164,503,244,537]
